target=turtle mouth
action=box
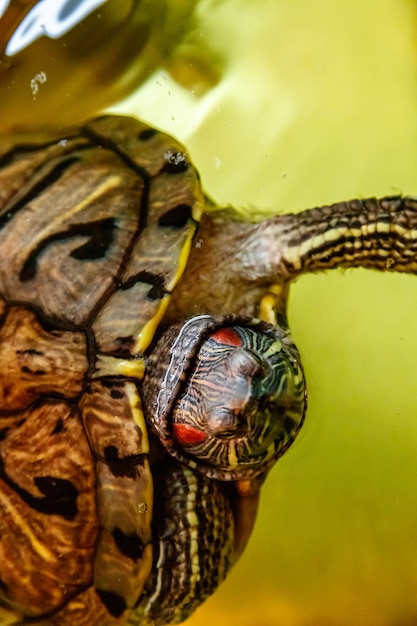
[144,314,306,482]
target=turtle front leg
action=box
[272,195,417,277]
[168,196,417,325]
[166,208,291,324]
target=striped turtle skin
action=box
[0,114,416,625]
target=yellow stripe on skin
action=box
[283,221,417,269]
[258,284,287,325]
[93,354,146,379]
[227,444,239,469]
[263,339,283,359]
[283,232,328,270]
[182,476,200,599]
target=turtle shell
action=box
[0,115,239,625]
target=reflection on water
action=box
[0,0,222,132]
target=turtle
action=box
[0,114,416,626]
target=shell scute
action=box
[81,380,149,458]
[0,115,203,348]
[0,303,87,411]
[0,139,144,326]
[0,114,244,625]
[85,116,194,180]
[0,135,89,209]
[94,460,153,615]
[0,401,98,616]
[80,379,154,618]
[92,282,171,356]
[89,116,204,356]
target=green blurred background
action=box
[117,2,417,625]
[3,0,417,624]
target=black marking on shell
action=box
[110,388,124,399]
[96,589,127,618]
[146,282,166,301]
[19,217,116,282]
[100,379,123,389]
[0,133,83,171]
[0,578,8,592]
[122,270,166,300]
[16,348,43,356]
[104,445,125,464]
[70,217,116,260]
[104,445,144,478]
[20,365,46,375]
[82,123,151,183]
[0,156,80,229]
[113,336,135,358]
[0,457,78,520]
[13,299,87,334]
[51,418,64,435]
[112,527,145,560]
[33,476,78,519]
[158,203,192,228]
[0,144,46,170]
[79,122,156,329]
[138,128,158,141]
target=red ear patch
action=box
[174,423,207,446]
[211,327,242,347]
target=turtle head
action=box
[144,315,306,481]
